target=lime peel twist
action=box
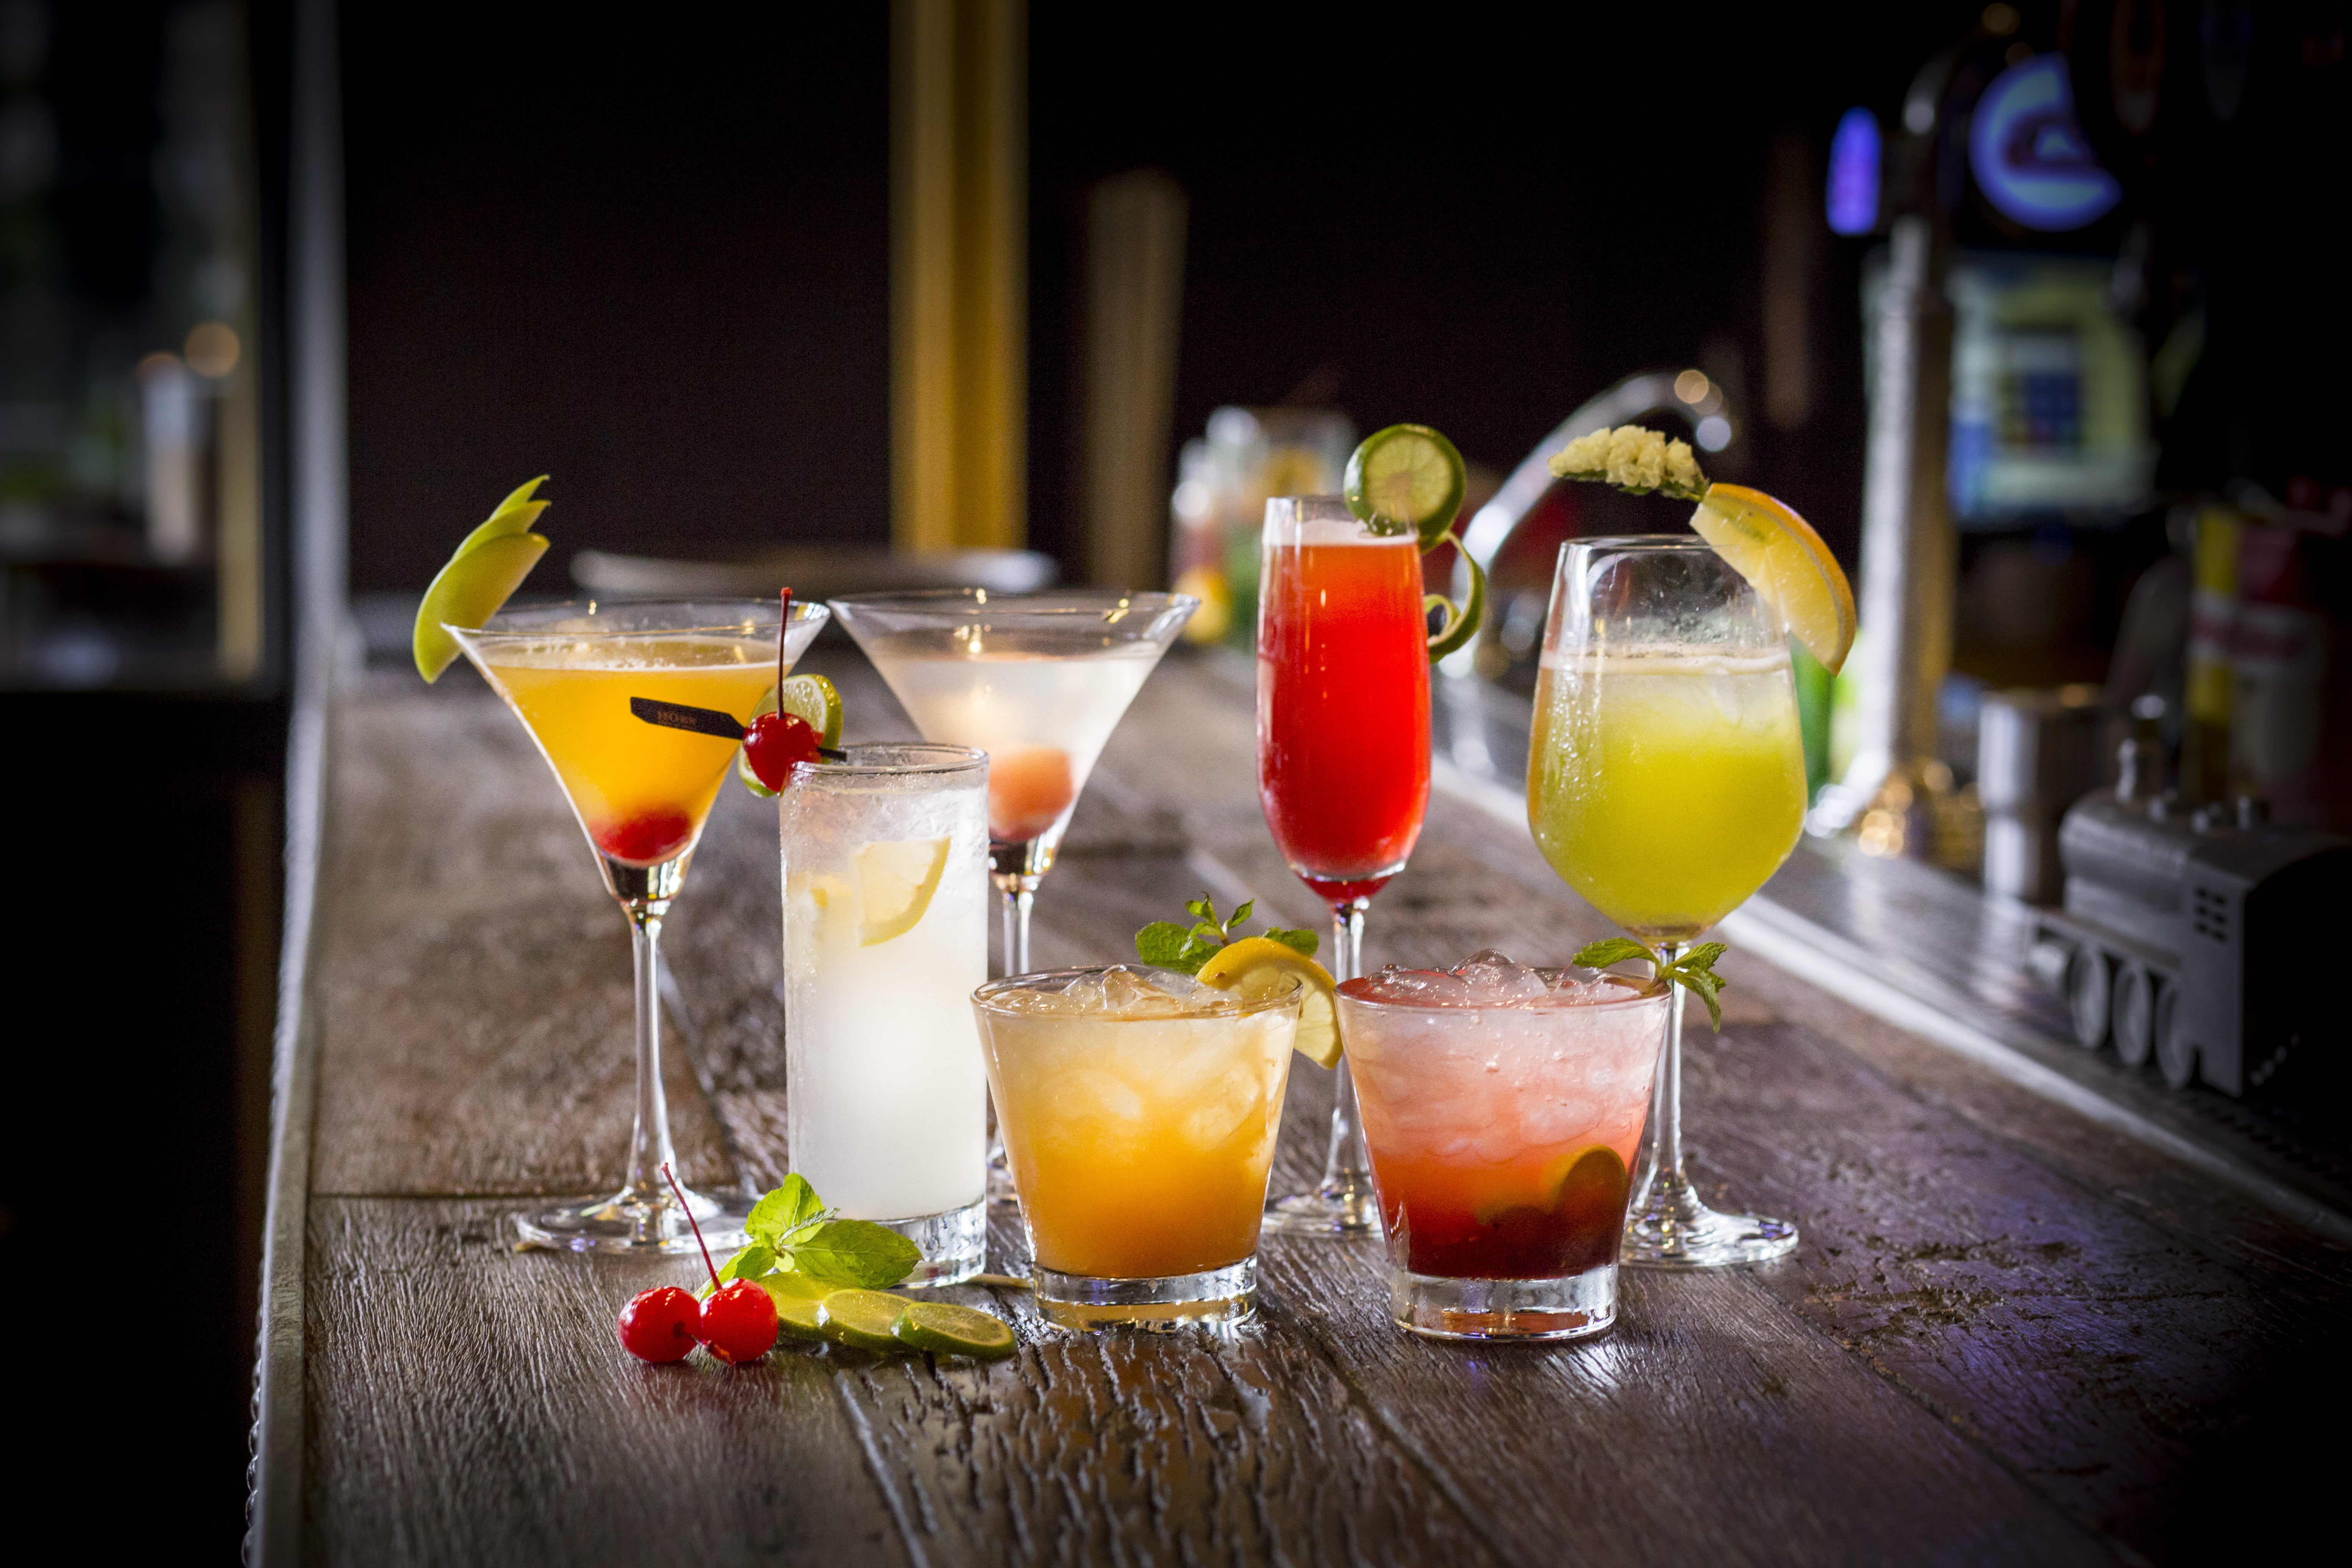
[1341,424,1487,662]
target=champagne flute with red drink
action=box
[1255,428,1485,1235]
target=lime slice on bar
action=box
[1344,424,1466,548]
[1195,936,1343,1069]
[762,1283,829,1343]
[818,1290,909,1352]
[893,1301,1016,1360]
[737,672,845,797]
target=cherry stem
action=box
[660,1161,721,1290]
[776,586,793,698]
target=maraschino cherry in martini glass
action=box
[450,597,829,1251]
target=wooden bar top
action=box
[260,640,2350,1565]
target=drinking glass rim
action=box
[1334,968,1664,1016]
[454,598,828,641]
[1262,493,1420,544]
[1566,534,1716,554]
[792,741,986,779]
[829,587,1198,620]
[973,965,1304,1019]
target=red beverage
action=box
[1257,526,1431,902]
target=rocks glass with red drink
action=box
[1339,952,1667,1341]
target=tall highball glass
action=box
[1527,537,1804,1267]
[1256,495,1432,1236]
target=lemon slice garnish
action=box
[1689,483,1856,675]
[854,836,951,946]
[1193,936,1343,1069]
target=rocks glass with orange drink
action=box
[971,966,1303,1328]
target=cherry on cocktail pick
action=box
[660,1161,777,1365]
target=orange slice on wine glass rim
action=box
[1688,484,1856,675]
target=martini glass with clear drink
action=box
[1527,537,1805,1267]
[1255,496,1432,1236]
[828,590,1197,972]
[451,597,830,1251]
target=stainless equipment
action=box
[1977,684,2107,902]
[2029,742,2351,1094]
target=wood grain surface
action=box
[290,645,2352,1566]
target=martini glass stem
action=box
[999,878,1036,975]
[623,901,682,1217]
[986,872,1039,1206]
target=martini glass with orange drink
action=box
[411,478,833,1252]
[448,598,828,1251]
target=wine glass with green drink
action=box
[1531,428,1854,1268]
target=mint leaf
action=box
[718,1242,775,1284]
[745,1175,824,1246]
[1573,938,1655,973]
[1136,921,1197,968]
[1185,896,1217,923]
[785,1219,922,1288]
[1230,898,1253,928]
[1264,926,1319,957]
[1661,943,1729,1032]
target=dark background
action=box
[11,2,2347,1557]
[344,2,2019,597]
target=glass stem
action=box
[998,879,1036,976]
[1635,939,1689,1206]
[623,901,681,1217]
[1318,897,1372,1198]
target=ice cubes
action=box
[1346,953,1648,1011]
[1351,968,1477,1006]
[987,965,1231,1017]
[1453,949,1548,1002]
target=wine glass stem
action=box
[1318,897,1372,1196]
[1637,940,1689,1200]
[623,901,681,1207]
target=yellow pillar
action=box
[892,0,1026,554]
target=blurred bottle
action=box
[2181,504,2239,804]
[1167,406,1352,648]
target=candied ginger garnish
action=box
[1548,423,1708,500]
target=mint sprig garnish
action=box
[1573,936,1730,1031]
[1135,892,1318,975]
[709,1173,922,1296]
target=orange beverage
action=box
[971,966,1301,1327]
[478,636,773,865]
[1257,524,1431,902]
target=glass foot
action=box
[1261,1176,1382,1238]
[1620,1183,1797,1269]
[1034,1258,1255,1331]
[882,1198,988,1287]
[1391,1264,1616,1342]
[514,1180,749,1256]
